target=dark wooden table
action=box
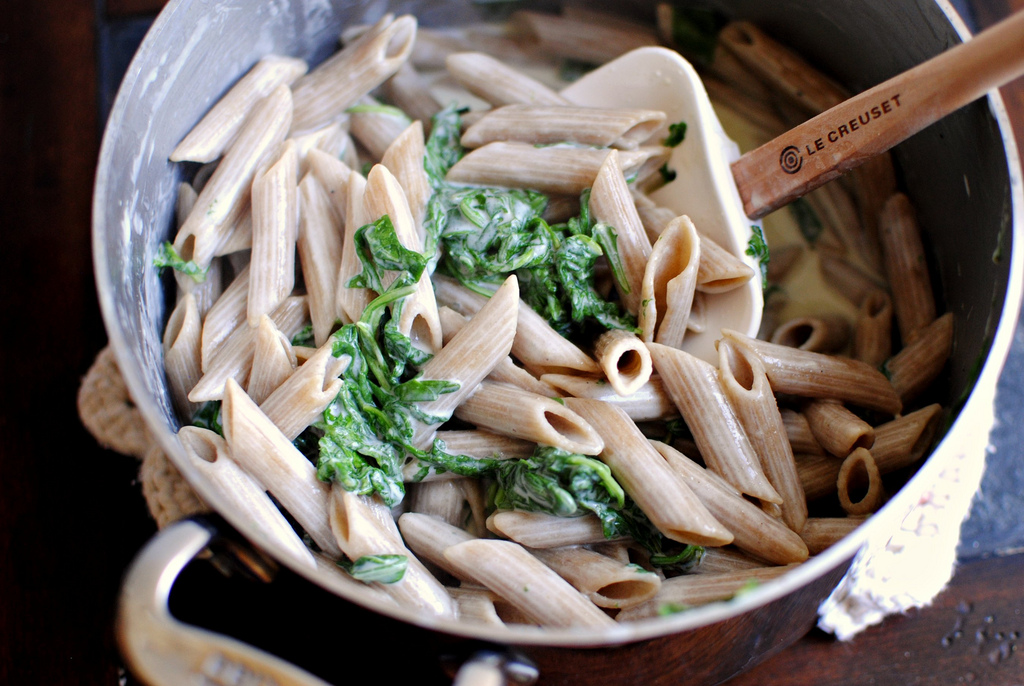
[2,1,1023,684]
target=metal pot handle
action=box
[117,517,539,686]
[117,517,333,686]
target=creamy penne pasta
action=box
[153,10,954,631]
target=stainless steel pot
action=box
[94,1,1024,684]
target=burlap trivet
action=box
[77,346,154,460]
[79,345,209,527]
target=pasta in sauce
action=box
[157,7,952,627]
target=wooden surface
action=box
[1,1,1023,684]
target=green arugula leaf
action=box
[745,224,770,291]
[291,324,315,347]
[663,121,688,147]
[667,6,728,65]
[154,241,209,283]
[345,103,411,122]
[191,401,223,435]
[789,197,823,245]
[315,214,460,507]
[338,554,408,584]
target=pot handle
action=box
[117,517,332,686]
[118,517,540,686]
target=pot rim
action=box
[92,0,1024,649]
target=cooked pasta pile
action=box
[157,6,953,627]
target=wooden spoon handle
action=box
[732,10,1024,219]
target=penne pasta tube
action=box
[444,51,570,107]
[260,339,349,441]
[200,264,250,371]
[411,25,534,69]
[348,94,412,160]
[695,232,757,294]
[460,104,666,150]
[769,315,850,354]
[718,21,847,115]
[171,54,308,163]
[173,253,223,320]
[853,289,893,368]
[594,329,653,397]
[433,430,535,460]
[175,180,198,230]
[455,381,603,455]
[511,10,658,64]
[177,426,316,570]
[174,84,293,267]
[687,292,708,333]
[721,329,902,415]
[221,378,340,557]
[799,517,867,555]
[189,295,308,403]
[290,121,349,177]
[433,275,600,376]
[247,141,298,326]
[380,120,431,244]
[647,342,781,504]
[445,142,652,196]
[448,587,509,628]
[329,486,456,618]
[638,214,699,344]
[879,193,936,345]
[541,373,678,423]
[214,209,254,258]
[780,407,826,455]
[817,253,887,307]
[693,547,771,575]
[245,315,297,405]
[802,399,875,457]
[438,307,560,398]
[837,448,885,516]
[530,546,662,610]
[397,511,477,581]
[651,441,808,565]
[403,427,536,483]
[297,172,344,346]
[290,14,417,133]
[796,452,842,502]
[307,148,353,210]
[336,171,373,323]
[163,293,203,420]
[406,479,476,531]
[851,152,898,258]
[798,406,943,503]
[565,397,733,547]
[363,164,443,354]
[443,538,615,628]
[616,565,796,621]
[487,510,615,549]
[590,150,653,314]
[883,313,954,404]
[411,276,519,448]
[382,62,442,125]
[705,77,790,143]
[588,541,632,566]
[717,339,808,533]
[804,184,875,270]
[870,404,944,473]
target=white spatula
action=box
[562,10,1024,362]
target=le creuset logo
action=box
[779,93,903,174]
